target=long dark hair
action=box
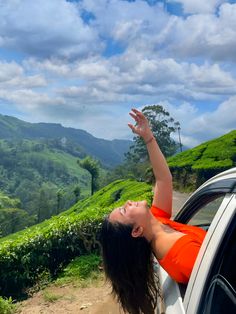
[100,217,158,314]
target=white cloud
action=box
[0,61,46,88]
[188,96,236,138]
[5,53,234,126]
[24,58,71,77]
[79,1,236,63]
[0,89,63,110]
[82,0,167,38]
[1,0,236,64]
[163,3,236,62]
[167,0,225,14]
[0,61,23,82]
[0,0,101,59]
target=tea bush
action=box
[0,296,15,314]
[168,130,236,190]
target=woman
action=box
[100,108,206,314]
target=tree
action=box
[36,183,58,222]
[73,185,81,203]
[126,104,179,163]
[78,157,99,195]
[56,189,64,215]
[122,105,180,183]
[0,207,35,237]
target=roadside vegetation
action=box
[0,296,16,314]
[55,254,103,287]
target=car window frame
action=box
[174,178,236,224]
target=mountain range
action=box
[0,113,131,167]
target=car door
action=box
[183,193,236,314]
[157,175,236,314]
[197,211,236,314]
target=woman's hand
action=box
[128,108,153,142]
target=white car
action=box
[157,167,236,314]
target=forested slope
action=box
[0,138,91,236]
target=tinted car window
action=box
[187,195,225,227]
[202,275,236,314]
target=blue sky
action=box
[0,0,236,147]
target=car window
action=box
[187,195,225,227]
[201,275,236,314]
[198,215,236,314]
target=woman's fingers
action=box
[131,108,146,121]
[129,109,144,123]
[128,108,148,135]
[129,113,142,128]
[128,123,136,133]
[131,108,144,118]
[129,112,138,121]
[131,108,141,115]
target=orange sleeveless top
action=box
[150,205,207,284]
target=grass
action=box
[55,254,103,287]
[42,291,62,303]
[25,255,104,296]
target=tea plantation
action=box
[0,179,153,299]
[168,130,236,190]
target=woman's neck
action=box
[144,214,163,242]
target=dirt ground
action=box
[16,191,190,314]
[17,281,124,314]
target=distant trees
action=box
[0,139,92,236]
[0,193,35,237]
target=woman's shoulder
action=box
[150,204,172,219]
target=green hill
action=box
[0,113,131,237]
[168,130,236,190]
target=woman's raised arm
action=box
[128,108,173,217]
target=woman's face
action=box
[109,200,149,226]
